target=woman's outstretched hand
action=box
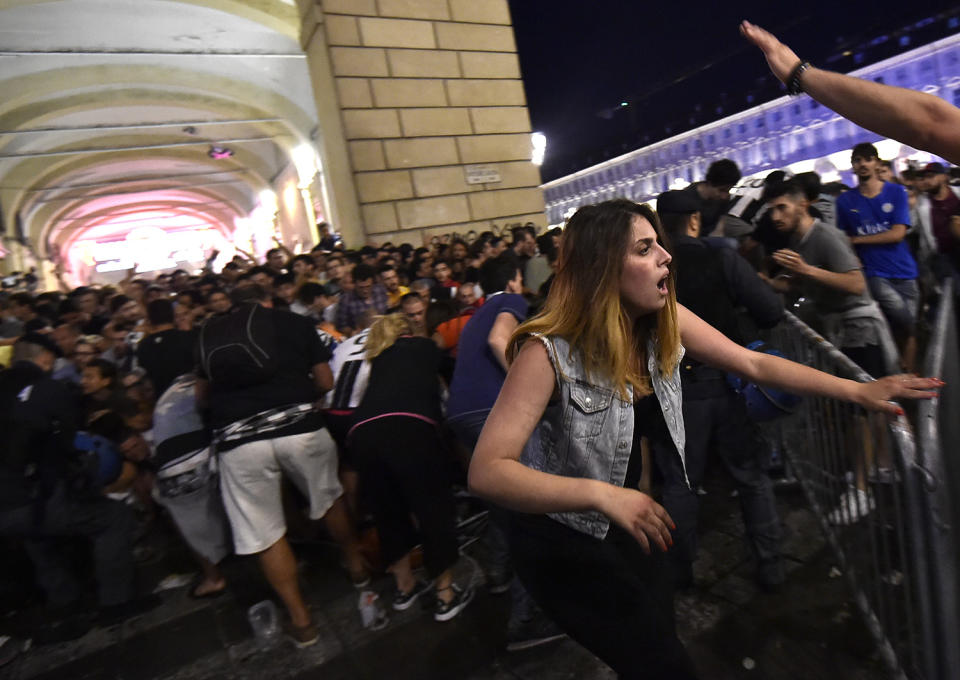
[599,485,675,554]
[854,374,943,416]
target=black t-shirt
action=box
[0,362,79,509]
[197,307,333,429]
[136,328,198,397]
[352,336,442,426]
[623,394,671,490]
[81,314,109,336]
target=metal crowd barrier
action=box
[760,303,959,680]
[915,279,960,680]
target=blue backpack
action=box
[726,341,803,421]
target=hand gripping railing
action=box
[762,308,957,680]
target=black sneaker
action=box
[757,558,786,593]
[505,617,567,652]
[486,571,512,595]
[392,580,431,611]
[97,593,162,627]
[0,636,31,667]
[434,584,474,622]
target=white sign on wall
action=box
[464,164,501,185]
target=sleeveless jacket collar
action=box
[520,333,689,539]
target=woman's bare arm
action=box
[677,304,940,415]
[468,340,674,552]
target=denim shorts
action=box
[868,277,919,333]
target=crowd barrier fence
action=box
[760,299,959,680]
[915,279,960,680]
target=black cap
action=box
[656,190,701,215]
[922,162,947,175]
[17,332,63,357]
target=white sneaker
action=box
[828,486,875,526]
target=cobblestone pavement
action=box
[1,472,888,680]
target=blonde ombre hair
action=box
[365,313,412,359]
[510,199,681,399]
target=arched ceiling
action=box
[0,0,318,262]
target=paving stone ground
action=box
[1,469,889,680]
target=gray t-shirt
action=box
[791,220,878,348]
[791,220,872,314]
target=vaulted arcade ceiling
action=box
[0,0,319,261]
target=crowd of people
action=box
[0,141,951,664]
[0,18,957,676]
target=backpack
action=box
[198,303,279,388]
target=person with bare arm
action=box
[468,199,941,678]
[741,20,960,165]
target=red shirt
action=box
[930,190,960,256]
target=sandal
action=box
[188,580,227,600]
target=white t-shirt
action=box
[322,328,371,410]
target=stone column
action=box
[299,0,367,247]
[299,0,546,246]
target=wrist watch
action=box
[787,61,812,95]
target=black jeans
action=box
[509,512,698,679]
[0,483,136,607]
[654,386,782,577]
[351,417,458,578]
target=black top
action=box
[623,394,672,490]
[0,361,79,509]
[80,314,109,336]
[672,234,784,341]
[136,328,198,397]
[352,336,442,428]
[197,307,332,429]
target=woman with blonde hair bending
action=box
[468,198,940,678]
[347,314,473,622]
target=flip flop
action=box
[188,582,227,600]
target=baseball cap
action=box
[922,162,947,175]
[656,190,700,215]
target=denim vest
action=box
[520,334,690,540]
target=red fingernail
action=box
[895,408,904,416]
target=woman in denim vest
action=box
[468,199,940,678]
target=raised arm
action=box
[742,20,960,165]
[273,237,296,261]
[468,339,674,553]
[677,304,940,415]
[487,311,519,372]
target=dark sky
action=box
[508,0,956,181]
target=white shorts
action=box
[219,428,343,555]
[154,483,232,565]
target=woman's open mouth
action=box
[657,275,669,295]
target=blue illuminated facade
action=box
[541,33,960,224]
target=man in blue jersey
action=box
[836,142,918,371]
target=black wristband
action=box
[786,61,811,95]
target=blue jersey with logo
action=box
[836,182,917,279]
